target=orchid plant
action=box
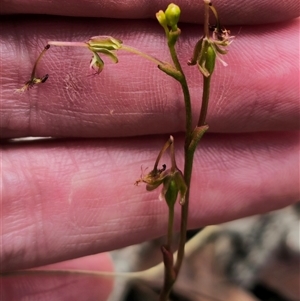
[18,1,232,300]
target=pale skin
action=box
[1,0,299,299]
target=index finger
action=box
[1,0,299,25]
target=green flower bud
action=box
[156,10,168,29]
[86,36,122,74]
[165,3,181,30]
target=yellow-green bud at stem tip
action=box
[156,10,168,28]
[165,3,181,29]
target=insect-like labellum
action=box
[134,164,167,187]
[41,74,49,83]
[158,164,167,174]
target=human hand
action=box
[1,0,299,299]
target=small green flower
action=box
[86,36,123,73]
[188,33,234,77]
[135,136,187,207]
[136,165,186,207]
[188,2,233,77]
[188,39,216,77]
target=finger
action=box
[36,252,114,272]
[2,132,299,271]
[1,17,299,138]
[1,253,114,301]
[1,0,299,25]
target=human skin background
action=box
[0,1,299,298]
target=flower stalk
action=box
[154,2,232,299]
